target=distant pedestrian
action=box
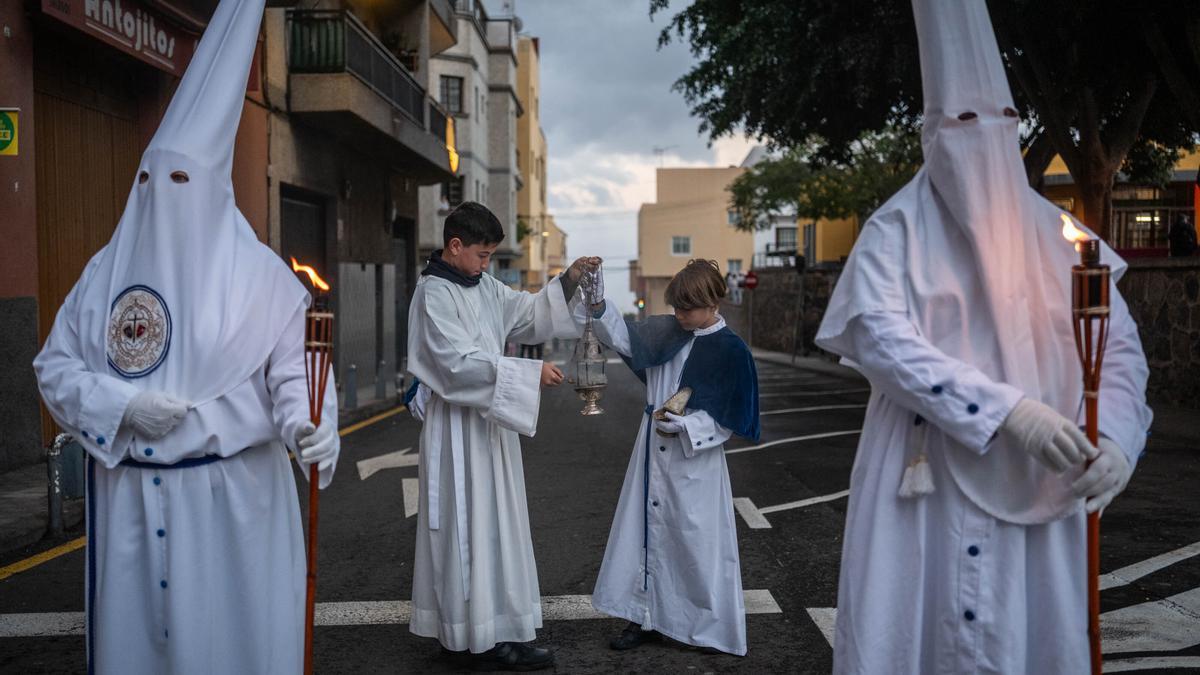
[1169,212,1197,257]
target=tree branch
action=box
[1104,76,1158,167]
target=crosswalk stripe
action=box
[0,590,783,637]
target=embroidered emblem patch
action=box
[107,285,171,378]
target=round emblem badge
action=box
[107,285,171,378]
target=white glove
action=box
[1071,437,1132,514]
[655,412,686,435]
[409,383,431,422]
[121,390,191,440]
[1000,398,1094,473]
[295,419,338,473]
[581,267,605,305]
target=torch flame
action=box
[1061,214,1090,245]
[291,257,330,292]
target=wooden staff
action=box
[1071,238,1110,675]
[303,307,334,675]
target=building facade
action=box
[1041,150,1200,257]
[513,35,561,291]
[633,166,755,317]
[267,0,457,409]
[417,0,523,287]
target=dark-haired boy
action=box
[406,202,598,670]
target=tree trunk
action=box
[1078,172,1115,243]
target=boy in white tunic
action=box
[32,0,339,672]
[406,202,594,671]
[579,259,760,656]
[814,0,1152,672]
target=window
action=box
[727,259,742,274]
[727,210,738,226]
[442,177,464,208]
[775,226,798,250]
[439,76,463,114]
[671,236,691,256]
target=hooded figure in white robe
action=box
[405,206,582,664]
[814,0,1152,672]
[32,0,338,672]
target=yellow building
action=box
[634,167,756,316]
[543,214,568,278]
[1041,149,1200,254]
[514,35,555,290]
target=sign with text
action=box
[743,270,759,290]
[0,110,17,156]
[41,0,196,76]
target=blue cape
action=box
[620,315,761,442]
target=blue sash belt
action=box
[119,454,224,469]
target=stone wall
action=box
[1118,257,1200,407]
[721,265,843,361]
[724,258,1200,409]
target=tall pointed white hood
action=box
[819,0,1130,524]
[66,0,308,406]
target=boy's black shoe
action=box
[469,642,555,672]
[609,622,662,650]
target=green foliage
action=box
[516,218,531,243]
[1122,142,1182,190]
[729,124,922,230]
[652,0,1200,235]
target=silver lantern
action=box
[569,268,607,415]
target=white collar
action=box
[693,315,726,337]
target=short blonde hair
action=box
[665,259,727,310]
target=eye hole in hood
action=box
[138,171,149,184]
[170,171,190,184]
[957,111,978,121]
[1003,107,1019,118]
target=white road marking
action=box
[735,491,851,529]
[761,404,868,417]
[762,490,851,514]
[402,478,419,518]
[726,430,861,456]
[806,608,837,647]
[733,498,773,529]
[1100,586,1200,654]
[807,586,1200,656]
[1103,657,1200,672]
[1100,541,1200,591]
[0,590,783,637]
[356,447,416,481]
[760,388,871,399]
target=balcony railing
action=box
[289,10,427,128]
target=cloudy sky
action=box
[510,0,755,312]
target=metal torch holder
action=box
[302,302,333,675]
[1070,238,1109,675]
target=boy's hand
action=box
[541,362,565,387]
[567,256,603,282]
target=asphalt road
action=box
[2,350,1198,673]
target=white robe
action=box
[820,296,1150,674]
[582,303,747,656]
[34,289,338,674]
[406,273,577,653]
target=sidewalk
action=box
[0,461,83,556]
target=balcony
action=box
[288,10,456,182]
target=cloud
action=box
[513,0,761,311]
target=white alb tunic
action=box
[34,296,337,675]
[406,273,577,653]
[584,304,747,656]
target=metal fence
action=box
[289,10,427,127]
